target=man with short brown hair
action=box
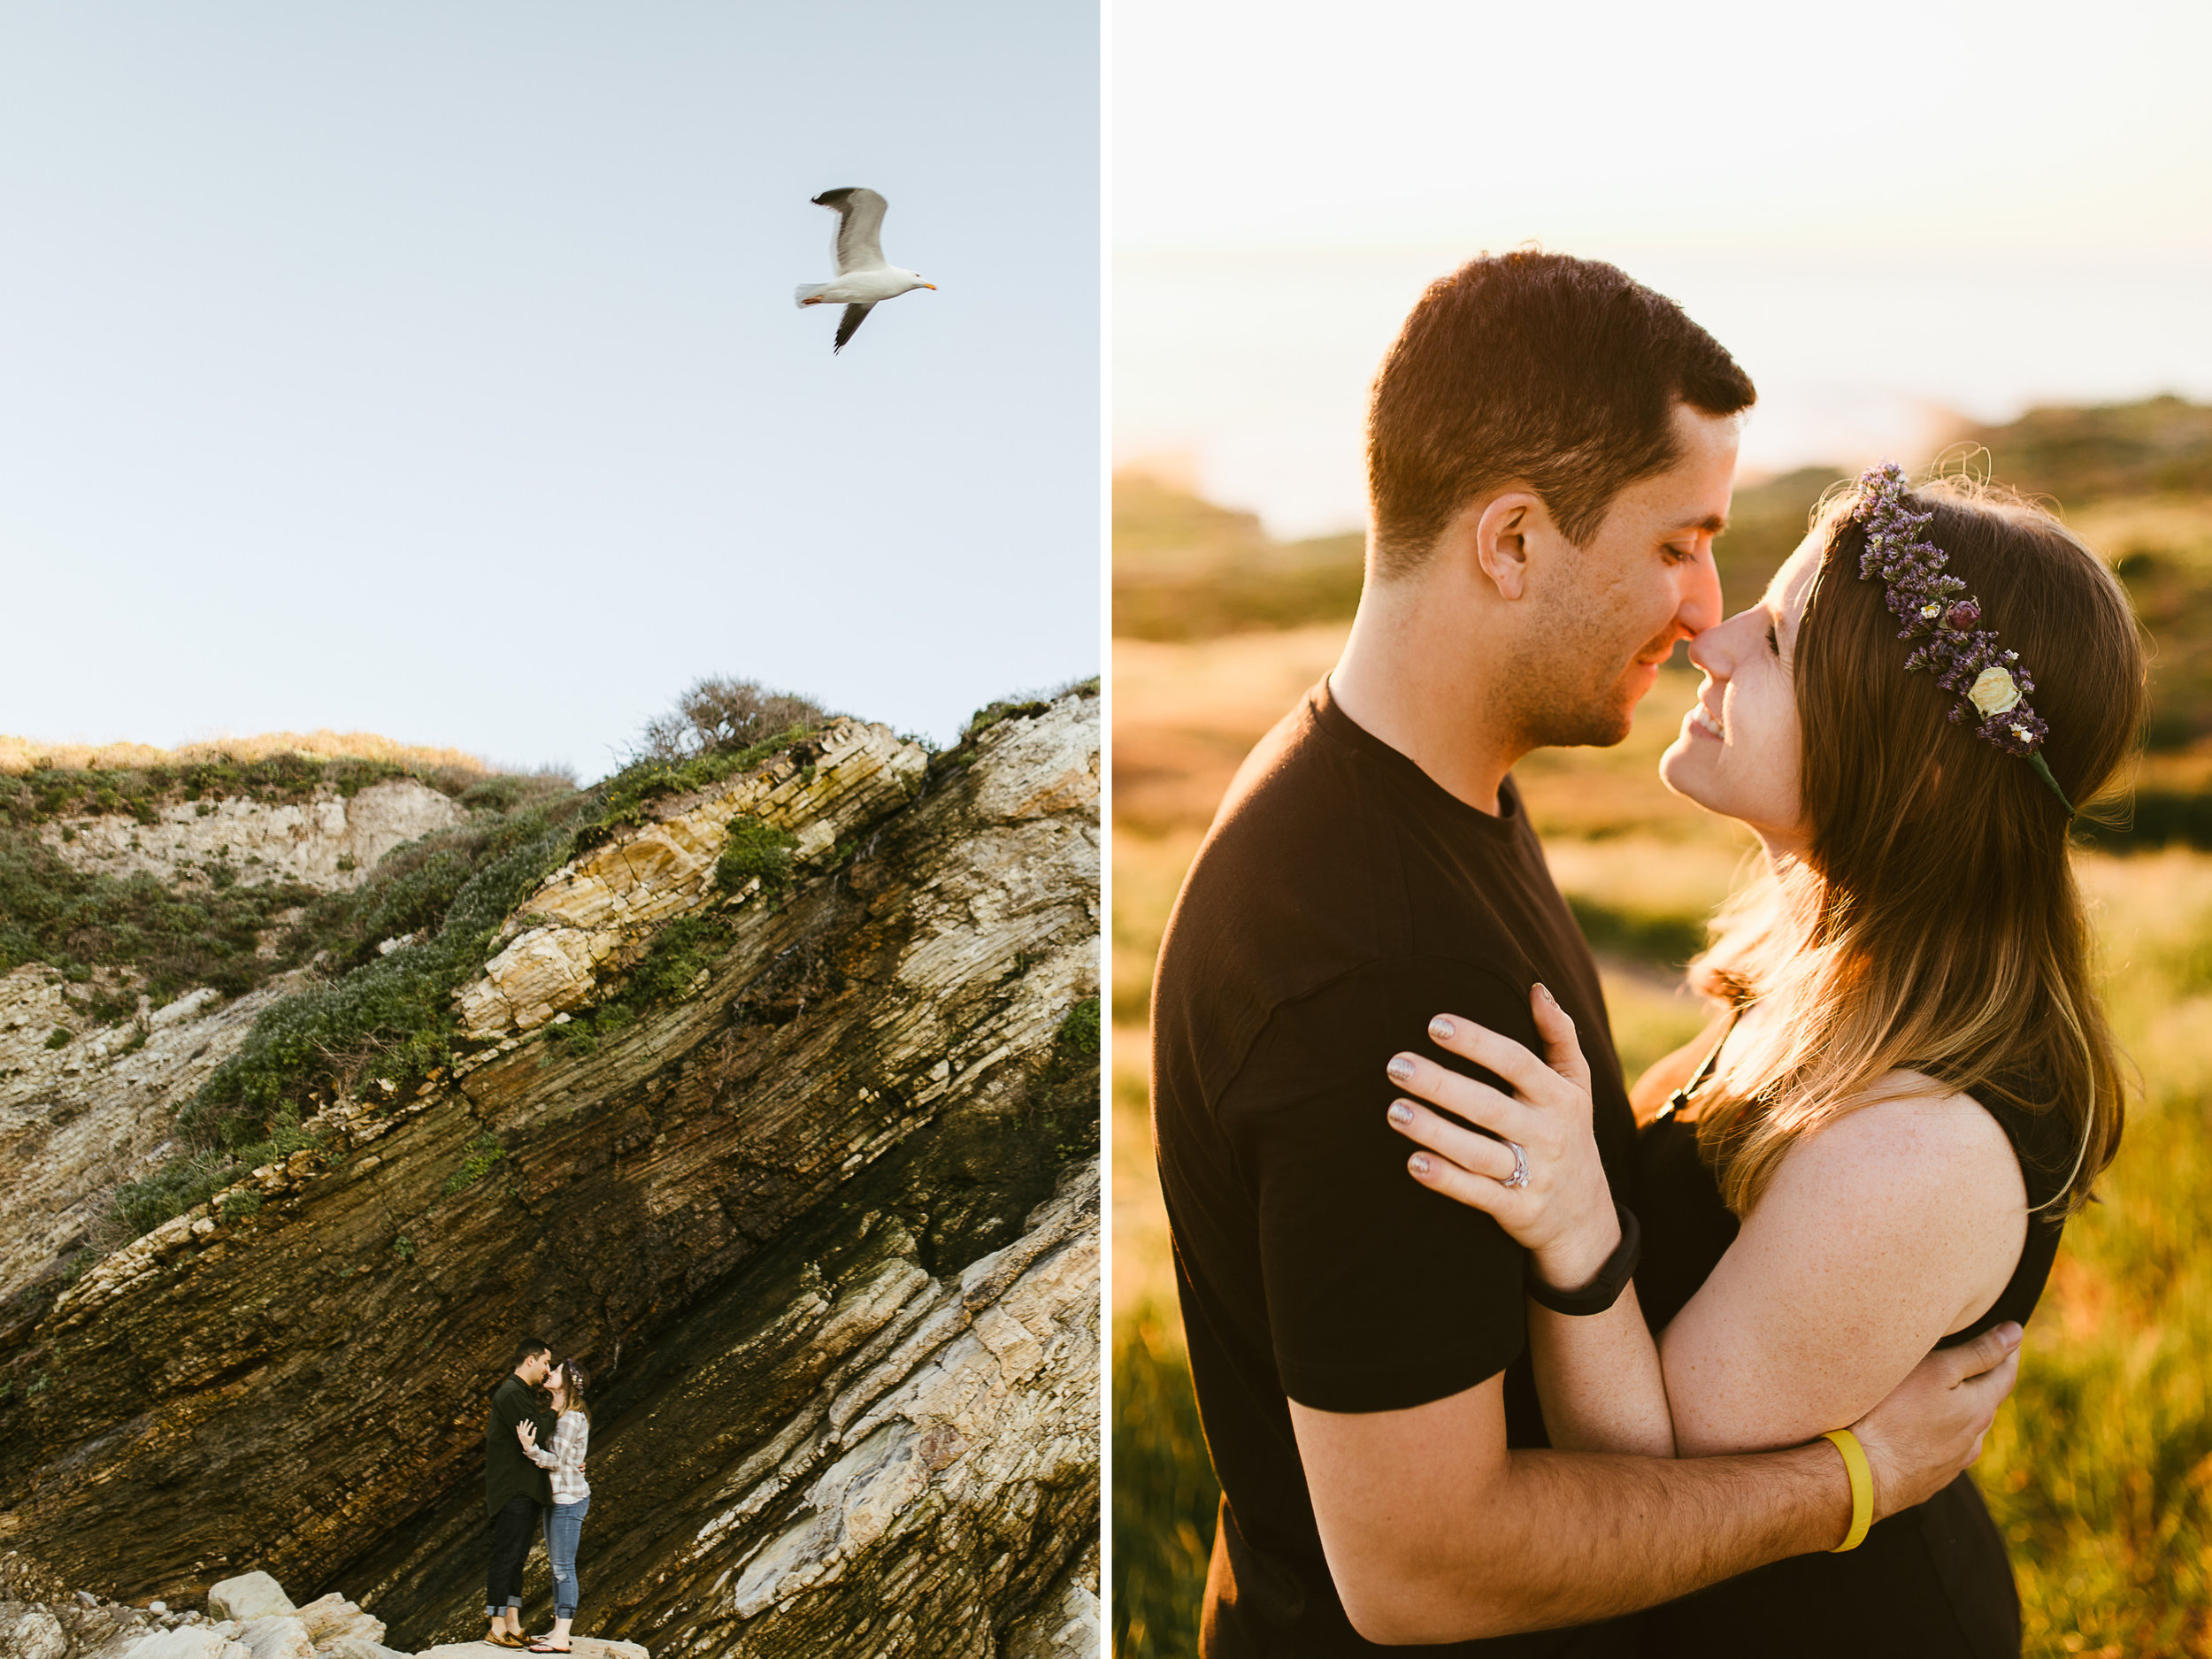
[1150,251,2023,1655]
[484,1338,556,1648]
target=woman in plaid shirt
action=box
[516,1359,592,1653]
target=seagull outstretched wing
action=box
[833,303,874,353]
[812,188,889,274]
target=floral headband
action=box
[1850,462,2074,814]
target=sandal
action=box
[527,1645,572,1654]
[486,1635,526,1649]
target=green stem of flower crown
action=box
[2028,751,2076,817]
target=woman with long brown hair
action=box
[1381,465,2144,1655]
[516,1358,593,1655]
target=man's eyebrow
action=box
[1670,511,1729,534]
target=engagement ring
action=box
[1503,1141,1530,1189]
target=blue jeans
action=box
[541,1495,589,1620]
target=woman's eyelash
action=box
[1766,623,1780,656]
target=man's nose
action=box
[1677,547,1724,637]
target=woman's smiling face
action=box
[1658,534,1823,854]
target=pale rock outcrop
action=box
[0,968,310,1308]
[40,781,464,895]
[287,1601,380,1653]
[999,1542,1100,1659]
[0,1598,168,1659]
[454,719,926,1042]
[0,1609,65,1659]
[230,1621,310,1659]
[117,1632,250,1659]
[204,1579,291,1625]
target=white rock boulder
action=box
[0,1609,66,1659]
[292,1597,384,1651]
[234,1617,313,1659]
[204,1575,294,1624]
[119,1630,253,1659]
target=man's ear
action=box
[1469,489,1545,602]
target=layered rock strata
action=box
[0,694,1101,1659]
[0,969,319,1314]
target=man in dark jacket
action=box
[485,1338,556,1647]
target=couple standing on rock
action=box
[485,1340,593,1655]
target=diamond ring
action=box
[1503,1141,1530,1189]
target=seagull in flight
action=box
[794,188,936,353]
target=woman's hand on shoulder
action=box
[1384,983,1621,1292]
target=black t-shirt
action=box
[1151,682,1640,1657]
[485,1375,555,1517]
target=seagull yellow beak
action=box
[921,282,938,290]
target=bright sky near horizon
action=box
[0,3,1099,778]
[1114,0,2212,535]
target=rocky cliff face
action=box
[0,693,1100,1659]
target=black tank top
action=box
[1631,1028,2075,1659]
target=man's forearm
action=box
[1346,1439,1847,1644]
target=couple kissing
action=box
[1151,251,2139,1656]
[484,1339,595,1654]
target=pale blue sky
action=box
[0,3,1099,776]
[1115,0,2212,535]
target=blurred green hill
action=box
[1114,397,2212,843]
[1111,472,1364,640]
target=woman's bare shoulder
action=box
[1756,1075,2028,1263]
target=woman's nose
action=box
[1689,608,1757,679]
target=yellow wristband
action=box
[1822,1429,1874,1553]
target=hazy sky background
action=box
[0,2,1098,776]
[1115,0,2212,535]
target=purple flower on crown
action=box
[1849,463,2065,801]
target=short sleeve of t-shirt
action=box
[1222,954,1539,1414]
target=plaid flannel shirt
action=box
[524,1409,591,1504]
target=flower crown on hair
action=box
[1849,461,2074,814]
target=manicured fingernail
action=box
[1429,1015,1455,1041]
[1535,983,1555,1005]
[1388,1101,1413,1125]
[1386,1055,1415,1082]
[1409,1154,1432,1177]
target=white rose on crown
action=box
[1969,665,2023,717]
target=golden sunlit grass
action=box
[0,729,490,778]
[1112,626,2212,1659]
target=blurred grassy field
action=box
[1111,411,2212,1655]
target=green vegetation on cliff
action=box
[1114,398,2212,845]
[75,678,1098,1255]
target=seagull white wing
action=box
[812,187,890,274]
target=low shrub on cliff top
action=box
[0,828,326,1017]
[634,677,831,764]
[0,751,490,832]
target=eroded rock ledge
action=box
[0,693,1101,1659]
